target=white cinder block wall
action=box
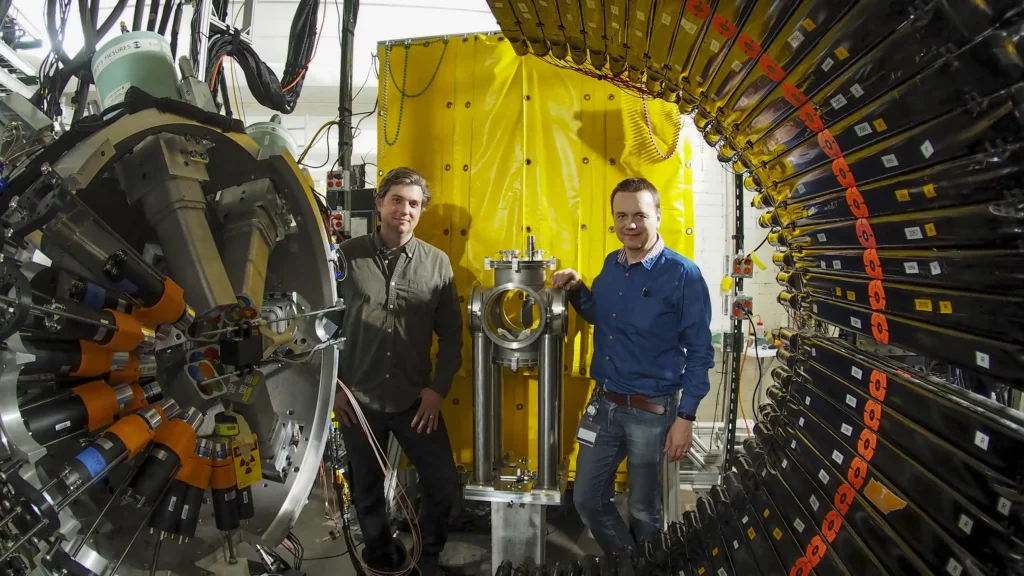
[683,121,790,337]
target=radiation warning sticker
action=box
[232,433,262,490]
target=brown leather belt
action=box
[597,388,666,415]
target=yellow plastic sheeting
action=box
[377,34,693,481]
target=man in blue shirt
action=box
[551,177,714,554]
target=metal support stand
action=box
[724,173,745,471]
[338,0,358,224]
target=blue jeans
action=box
[573,391,677,555]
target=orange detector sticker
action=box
[868,280,886,310]
[846,187,869,218]
[871,312,889,343]
[869,370,887,401]
[856,219,877,249]
[863,249,883,279]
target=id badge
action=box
[576,419,600,447]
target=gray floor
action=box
[267,490,605,575]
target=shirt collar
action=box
[617,235,664,270]
[371,231,417,258]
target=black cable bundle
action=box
[203,0,320,115]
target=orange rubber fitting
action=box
[121,383,148,413]
[106,413,157,458]
[104,310,145,351]
[153,420,197,462]
[210,455,237,490]
[73,380,119,431]
[108,354,140,385]
[73,341,113,377]
[180,454,213,489]
[133,277,187,327]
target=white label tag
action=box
[820,260,827,269]
[817,233,827,242]
[710,39,721,53]
[717,569,727,576]
[851,317,862,329]
[974,431,990,450]
[921,140,934,158]
[851,366,863,380]
[845,394,858,408]
[742,515,749,524]
[818,469,829,485]
[832,450,844,466]
[681,19,697,34]
[793,518,805,533]
[841,423,853,436]
[854,123,872,136]
[809,494,819,511]
[833,260,842,269]
[830,94,847,109]
[998,497,1011,516]
[782,458,789,468]
[609,5,619,13]
[882,154,899,168]
[791,439,797,449]
[946,558,963,576]
[904,262,920,274]
[168,495,177,509]
[520,4,532,18]
[821,57,834,72]
[635,10,645,20]
[804,396,811,406]
[850,83,865,98]
[732,60,743,72]
[976,352,990,369]
[812,304,818,313]
[788,30,805,47]
[180,504,190,518]
[55,421,71,431]
[577,427,597,444]
[661,13,672,25]
[733,540,740,550]
[905,227,923,240]
[957,515,974,535]
[798,417,805,427]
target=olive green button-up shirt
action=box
[337,233,464,413]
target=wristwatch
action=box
[678,412,697,422]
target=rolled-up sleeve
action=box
[677,264,714,416]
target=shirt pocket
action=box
[629,294,673,332]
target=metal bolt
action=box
[581,224,588,231]
[465,102,472,108]
[446,102,453,108]
[584,94,591,101]
[40,163,50,174]
[686,161,692,168]
[524,95,531,101]
[608,226,614,233]
[608,94,615,100]
[582,157,590,164]
[452,398,460,405]
[609,158,616,165]
[686,228,693,235]
[443,228,450,236]
[460,229,467,236]
[463,165,469,171]
[445,164,451,171]
[525,158,532,165]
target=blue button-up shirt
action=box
[569,238,714,417]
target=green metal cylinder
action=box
[246,116,299,159]
[91,31,179,109]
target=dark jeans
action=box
[573,391,676,555]
[341,401,459,574]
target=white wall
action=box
[683,121,788,337]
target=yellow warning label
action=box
[698,568,706,576]
[923,184,937,198]
[712,547,719,557]
[802,18,816,31]
[232,434,262,490]
[846,290,856,301]
[924,223,937,237]
[834,46,850,60]
[873,118,888,132]
[773,527,783,540]
[895,189,910,202]
[939,301,953,314]
[835,287,842,296]
[914,299,933,312]
[763,508,770,519]
[747,527,757,540]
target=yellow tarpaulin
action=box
[376,33,694,481]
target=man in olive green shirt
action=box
[335,167,462,575]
